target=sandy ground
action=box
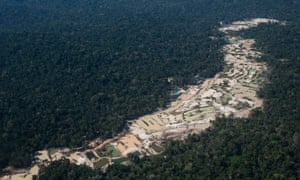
[6,165,39,180]
[219,18,281,32]
[117,134,142,155]
[36,150,50,162]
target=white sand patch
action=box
[219,18,280,33]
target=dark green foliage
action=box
[0,0,225,169]
[1,0,300,178]
[102,8,300,179]
[37,159,102,180]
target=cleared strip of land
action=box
[2,18,282,180]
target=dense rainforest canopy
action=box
[0,0,299,178]
[1,0,225,168]
[39,21,300,179]
[101,21,300,179]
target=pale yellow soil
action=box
[8,165,39,180]
[116,134,141,154]
[36,150,50,162]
